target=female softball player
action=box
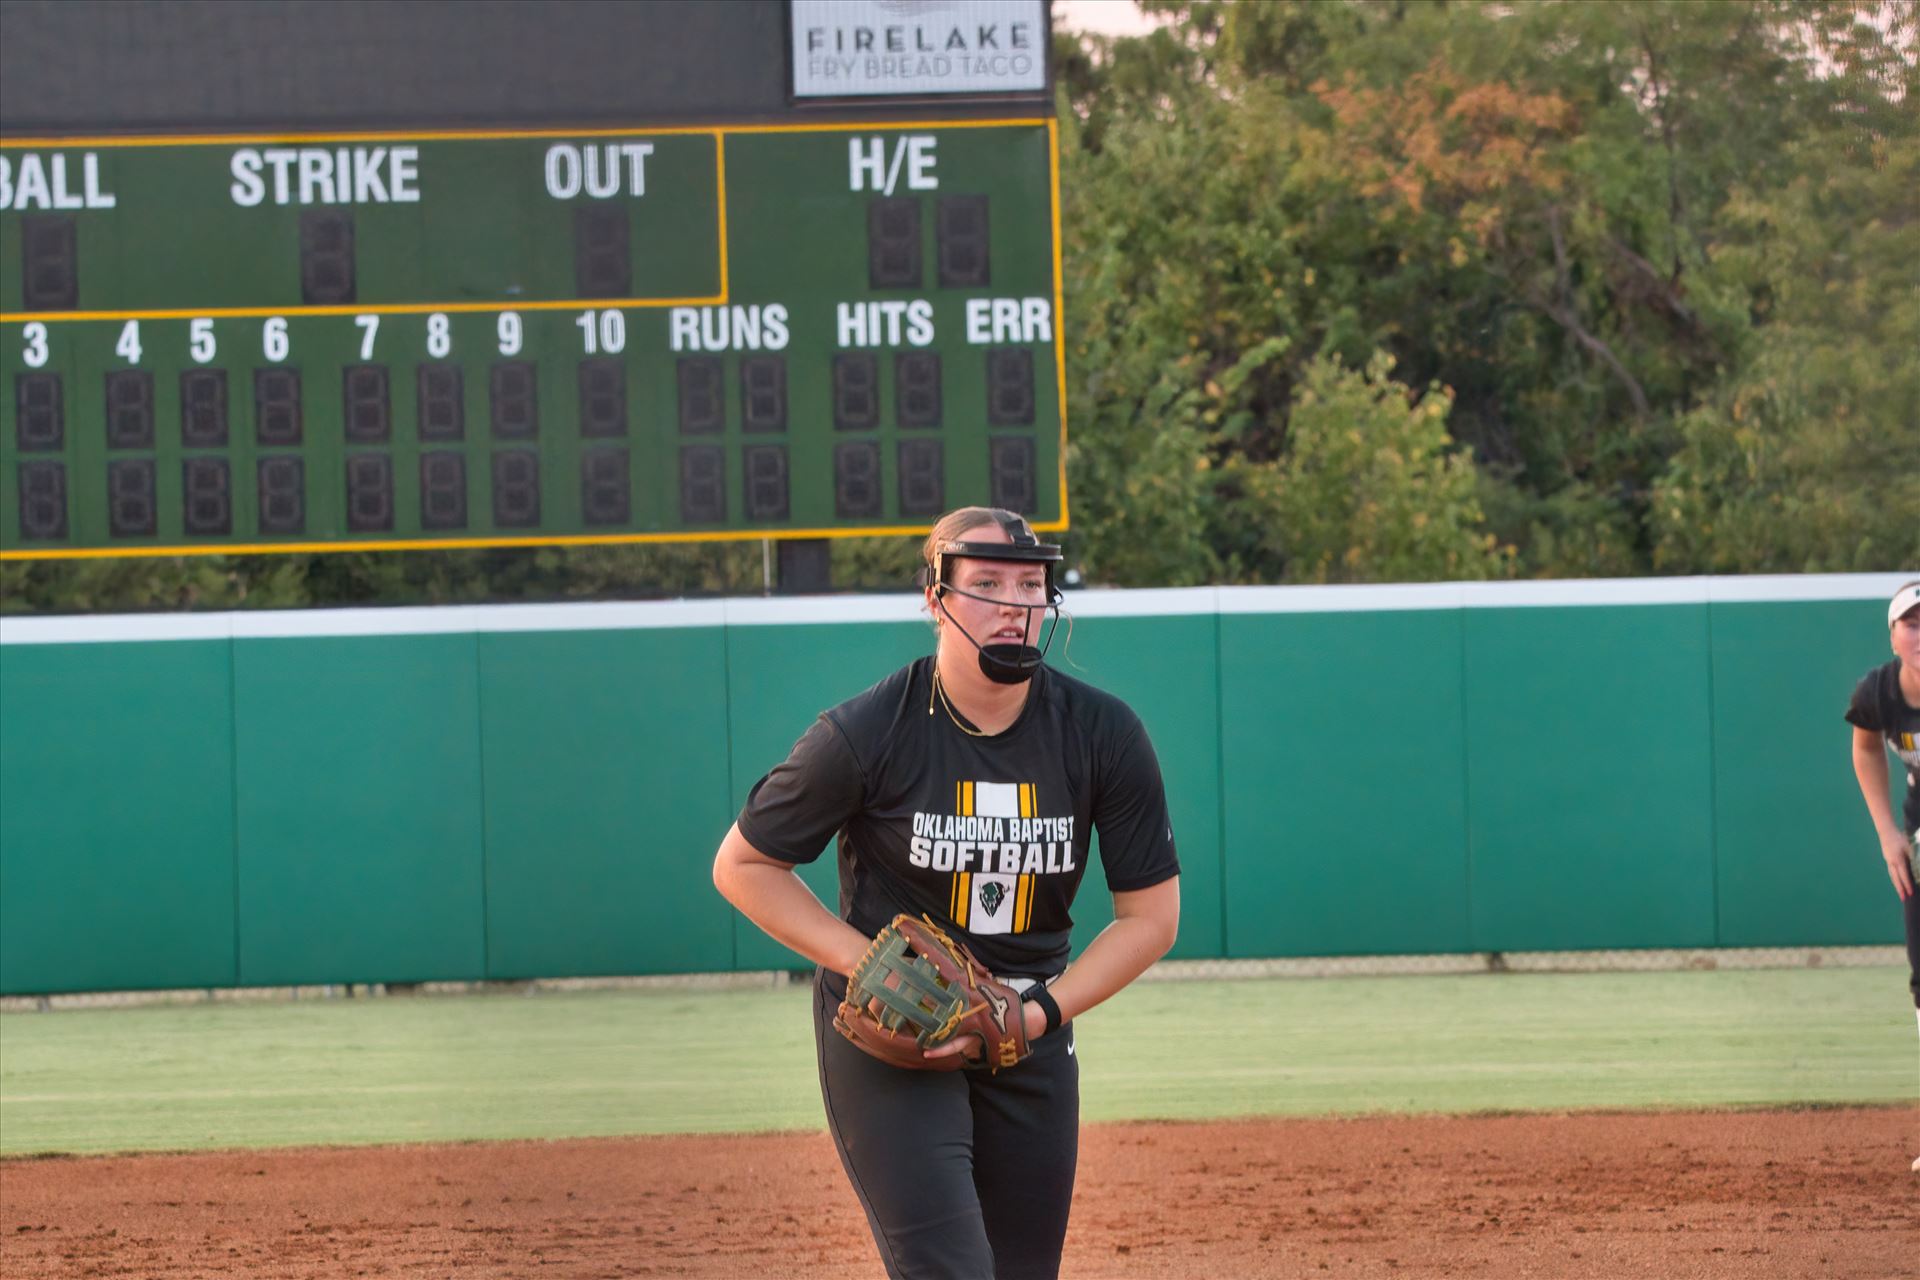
[712,506,1181,1278]
[1844,580,1920,1174]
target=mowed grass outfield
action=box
[1,966,1913,1157]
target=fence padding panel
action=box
[480,628,736,978]
[1221,609,1472,958]
[0,641,239,994]
[1710,599,1904,946]
[1464,606,1717,951]
[233,635,487,986]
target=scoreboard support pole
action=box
[776,538,832,594]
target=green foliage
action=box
[1653,103,1920,571]
[1059,0,1915,587]
[1,543,774,615]
[830,533,927,592]
[1475,472,1643,580]
[1253,353,1509,583]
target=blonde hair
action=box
[920,506,1031,585]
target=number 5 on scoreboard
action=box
[355,314,380,360]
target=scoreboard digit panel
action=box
[0,133,722,312]
[0,120,1065,557]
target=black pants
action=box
[1905,841,1920,1008]
[813,974,1079,1280]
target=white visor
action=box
[1891,583,1920,628]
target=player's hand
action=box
[923,1032,980,1062]
[1881,830,1916,901]
[924,998,1045,1059]
[861,1000,977,1063]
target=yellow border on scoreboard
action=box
[0,119,1051,147]
[1047,118,1068,532]
[0,117,1069,557]
[1,524,1004,559]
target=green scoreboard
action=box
[0,5,1065,559]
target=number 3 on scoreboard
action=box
[22,322,50,368]
[355,314,380,360]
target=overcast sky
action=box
[1053,0,1163,38]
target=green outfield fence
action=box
[0,574,1909,995]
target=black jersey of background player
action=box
[1848,659,1920,833]
[738,656,1180,980]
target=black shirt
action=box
[738,657,1180,980]
[1846,659,1920,834]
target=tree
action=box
[1653,81,1920,571]
[1254,351,1509,583]
[1058,0,1915,584]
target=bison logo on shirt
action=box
[928,777,1074,936]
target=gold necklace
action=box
[928,667,991,737]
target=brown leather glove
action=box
[833,914,1033,1073]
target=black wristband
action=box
[1023,983,1063,1036]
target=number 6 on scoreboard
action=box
[355,314,380,360]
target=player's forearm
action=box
[713,847,868,976]
[1048,891,1179,1026]
[1852,739,1905,840]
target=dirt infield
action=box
[1,1107,1914,1279]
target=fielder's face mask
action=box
[929,512,1066,685]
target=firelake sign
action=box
[789,0,1048,98]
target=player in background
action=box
[1845,580,1920,1174]
[713,505,1181,1278]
